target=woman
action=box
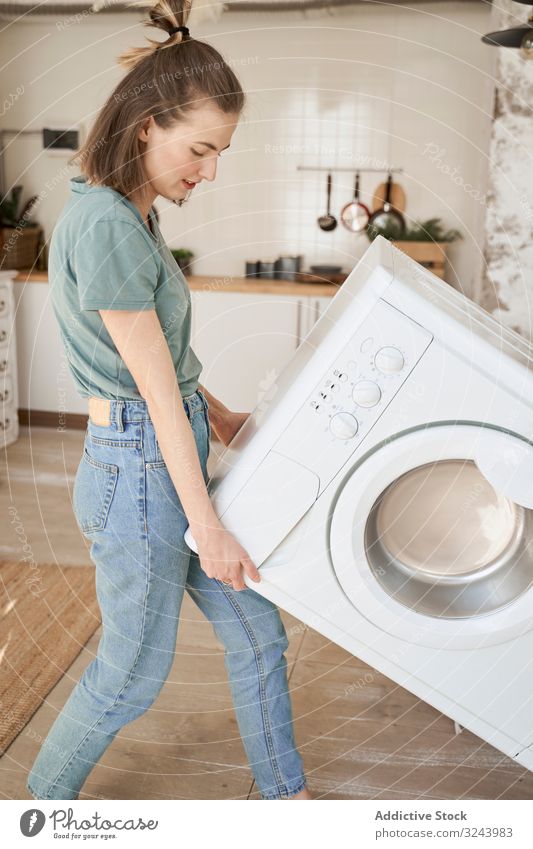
[26,0,311,801]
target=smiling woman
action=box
[26,0,311,804]
[71,0,245,209]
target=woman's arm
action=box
[198,382,249,446]
[97,309,261,590]
[197,383,228,435]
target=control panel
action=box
[272,298,433,494]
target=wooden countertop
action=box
[14,269,339,298]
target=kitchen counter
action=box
[14,269,338,298]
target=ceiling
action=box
[0,0,487,21]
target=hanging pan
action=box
[367,172,406,239]
[340,172,371,233]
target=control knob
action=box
[329,411,359,440]
[374,346,404,374]
[352,380,382,408]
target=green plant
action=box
[0,185,39,228]
[170,248,194,260]
[367,217,462,243]
[170,248,194,275]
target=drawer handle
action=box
[0,331,6,343]
[0,301,5,313]
[0,417,9,430]
[0,389,9,401]
[0,360,7,372]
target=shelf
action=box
[296,166,404,173]
[13,269,339,297]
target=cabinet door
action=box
[296,295,334,343]
[191,291,299,411]
[14,280,88,415]
[315,294,333,318]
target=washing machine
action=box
[185,234,533,770]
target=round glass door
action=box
[365,459,533,618]
[330,423,533,647]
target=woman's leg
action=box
[26,412,192,800]
[185,560,308,799]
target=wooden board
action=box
[370,180,407,213]
[295,271,348,285]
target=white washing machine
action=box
[185,235,533,770]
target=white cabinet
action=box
[191,290,300,412]
[0,273,19,446]
[13,280,88,415]
[11,282,335,420]
[191,290,333,412]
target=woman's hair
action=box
[71,0,245,199]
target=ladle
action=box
[317,173,337,232]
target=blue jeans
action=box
[26,390,306,800]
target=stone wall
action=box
[481,0,533,339]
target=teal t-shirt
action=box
[49,174,202,400]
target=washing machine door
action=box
[330,423,533,649]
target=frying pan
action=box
[317,172,337,232]
[340,172,371,233]
[367,172,405,239]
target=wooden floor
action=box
[1,426,532,800]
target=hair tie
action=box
[168,25,190,39]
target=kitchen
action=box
[1,0,533,815]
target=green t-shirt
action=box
[49,174,202,400]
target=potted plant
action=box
[367,217,462,280]
[0,185,42,270]
[170,248,194,276]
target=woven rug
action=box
[0,560,101,755]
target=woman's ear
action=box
[137,115,153,143]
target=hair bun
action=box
[168,25,190,38]
[117,0,192,71]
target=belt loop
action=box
[115,400,125,432]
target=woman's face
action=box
[138,104,239,203]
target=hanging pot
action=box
[340,172,371,233]
[367,172,406,239]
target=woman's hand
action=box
[196,519,261,591]
[211,410,250,447]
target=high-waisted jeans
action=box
[26,389,307,800]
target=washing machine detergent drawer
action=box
[211,450,321,565]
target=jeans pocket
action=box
[198,390,212,442]
[73,446,119,534]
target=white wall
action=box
[1,1,493,298]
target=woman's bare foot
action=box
[288,785,313,799]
